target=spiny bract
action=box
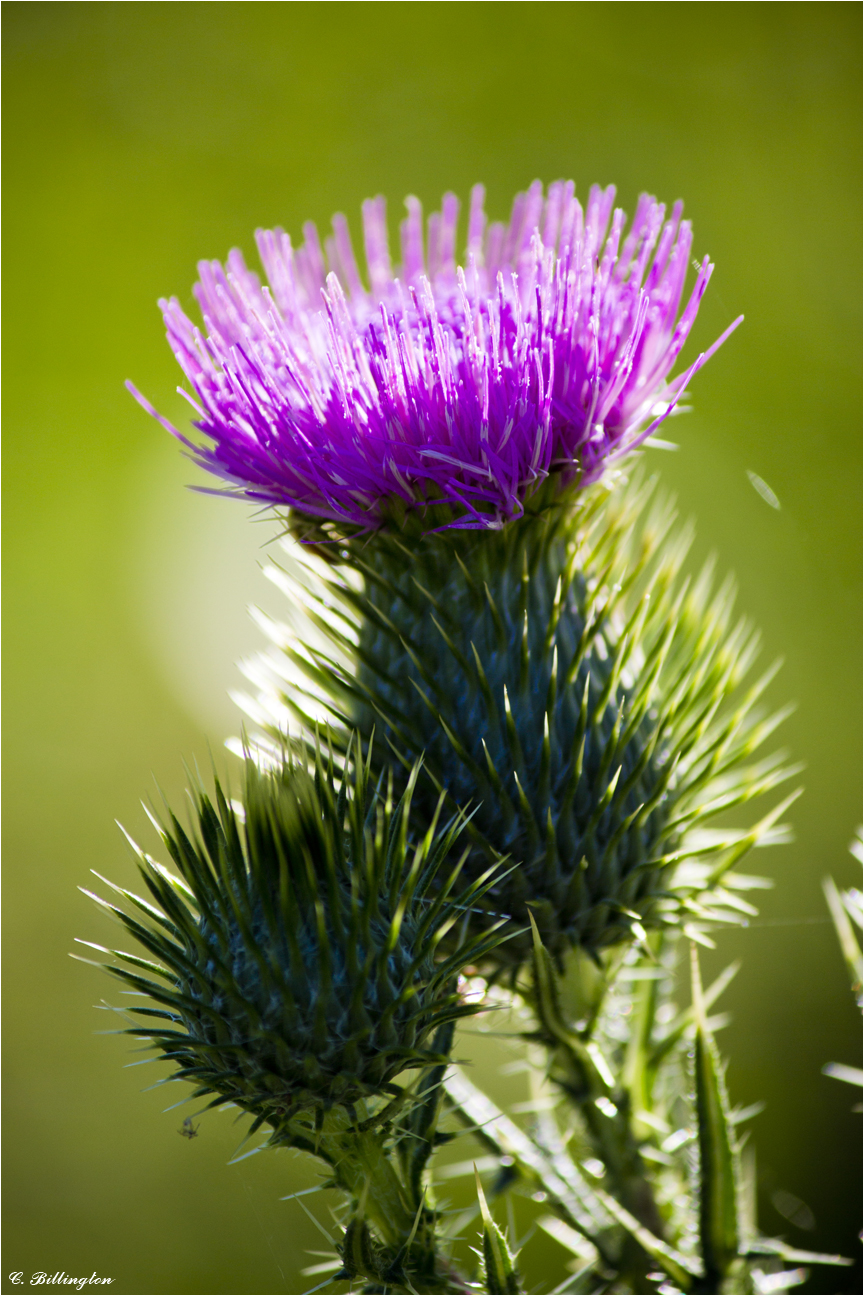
[78,744,506,1136]
[242,478,797,969]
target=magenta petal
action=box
[135,182,738,532]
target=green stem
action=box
[305,1107,417,1246]
[281,1093,471,1294]
[522,944,665,1291]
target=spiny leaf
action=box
[475,1165,523,1294]
[589,1180,699,1291]
[691,942,740,1283]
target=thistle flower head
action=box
[79,745,504,1134]
[132,181,741,533]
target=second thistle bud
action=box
[80,743,505,1136]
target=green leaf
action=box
[474,1165,523,1295]
[525,912,611,1097]
[339,1213,380,1283]
[691,942,740,1283]
[444,1067,609,1252]
[589,1181,699,1291]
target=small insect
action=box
[178,1117,200,1139]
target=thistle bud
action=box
[79,745,504,1135]
[255,481,795,970]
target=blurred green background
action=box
[3,3,860,1293]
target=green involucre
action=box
[80,744,505,1137]
[255,475,796,970]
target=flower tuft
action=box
[131,181,741,532]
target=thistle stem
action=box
[521,949,665,1290]
[282,1098,470,1294]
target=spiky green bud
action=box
[254,477,796,969]
[78,744,505,1136]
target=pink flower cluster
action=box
[131,181,740,530]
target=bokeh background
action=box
[4,3,861,1293]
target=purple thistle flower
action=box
[130,181,741,532]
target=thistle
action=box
[80,742,508,1123]
[128,178,786,969]
[105,179,851,1294]
[129,180,740,533]
[77,743,511,1289]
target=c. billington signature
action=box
[8,1273,115,1290]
